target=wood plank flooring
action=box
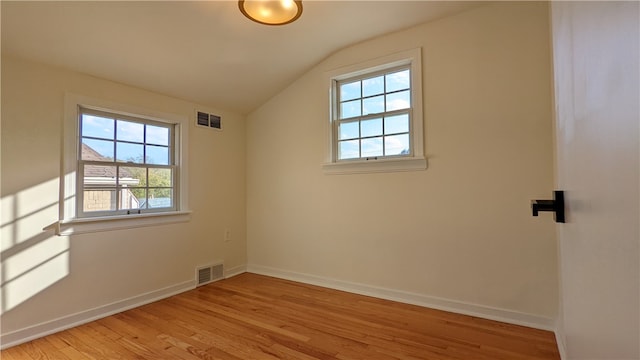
[1,273,560,359]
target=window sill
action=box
[322,157,427,175]
[44,211,192,236]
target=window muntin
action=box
[335,66,412,161]
[78,108,176,217]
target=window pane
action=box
[146,125,169,146]
[148,168,172,187]
[385,134,410,155]
[120,167,145,186]
[361,118,382,138]
[338,121,359,140]
[386,90,411,111]
[363,76,384,97]
[146,145,169,165]
[384,114,409,135]
[83,189,116,212]
[147,189,173,208]
[340,100,361,119]
[338,140,359,160]
[82,115,114,139]
[386,69,410,92]
[361,137,383,157]
[363,95,384,115]
[84,164,116,180]
[116,120,144,142]
[340,81,361,101]
[82,166,119,211]
[82,139,114,160]
[120,188,143,210]
[116,142,144,163]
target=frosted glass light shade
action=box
[239,0,303,25]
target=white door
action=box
[551,2,639,359]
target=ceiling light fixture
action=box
[238,0,303,26]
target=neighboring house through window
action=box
[81,143,141,212]
[78,108,175,217]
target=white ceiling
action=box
[2,1,482,114]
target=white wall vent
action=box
[196,262,224,287]
[196,110,222,131]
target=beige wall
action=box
[1,55,247,335]
[1,1,560,342]
[246,2,558,320]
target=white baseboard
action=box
[225,264,247,278]
[555,331,567,359]
[0,279,194,349]
[247,264,555,331]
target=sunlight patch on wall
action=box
[2,179,59,246]
[1,178,69,313]
[1,242,69,312]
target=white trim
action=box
[323,156,427,175]
[246,264,555,331]
[43,210,192,236]
[555,330,567,360]
[224,264,247,279]
[0,280,194,349]
[324,47,425,175]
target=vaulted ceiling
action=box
[2,1,482,114]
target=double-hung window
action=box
[336,65,412,160]
[78,108,176,217]
[46,93,190,236]
[324,48,427,174]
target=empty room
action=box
[1,1,638,359]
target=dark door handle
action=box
[531,190,565,223]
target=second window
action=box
[335,66,412,160]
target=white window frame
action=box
[323,48,427,174]
[45,93,191,236]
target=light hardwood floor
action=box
[1,273,560,359]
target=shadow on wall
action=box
[0,178,70,320]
